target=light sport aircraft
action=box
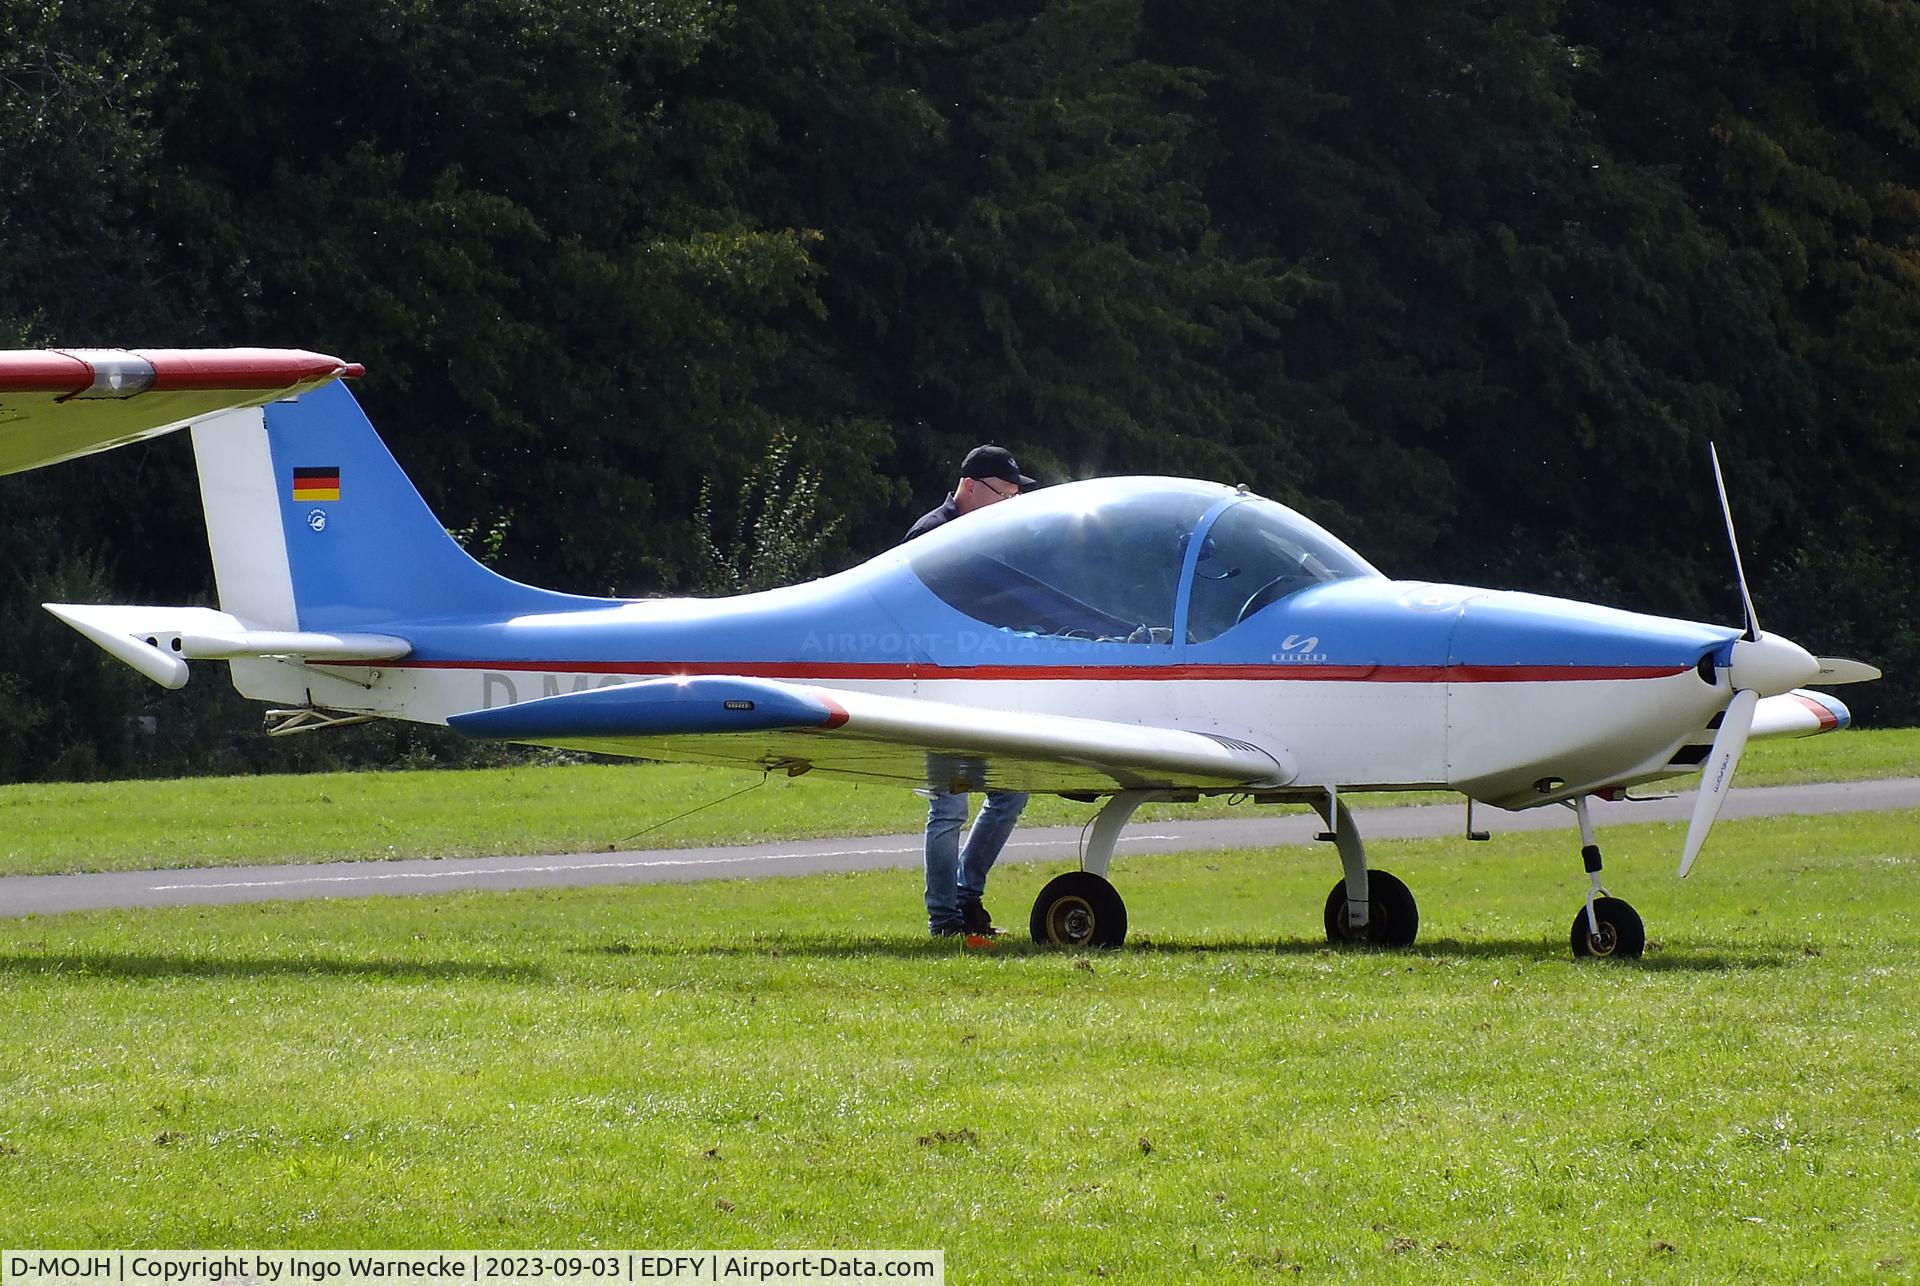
[0,348,1882,956]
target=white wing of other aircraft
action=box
[0,348,360,475]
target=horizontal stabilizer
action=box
[448,675,1292,794]
[0,348,360,475]
[45,603,409,689]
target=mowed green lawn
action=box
[0,727,1913,878]
[2,807,1917,1277]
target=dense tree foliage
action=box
[0,0,1913,778]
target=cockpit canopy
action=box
[905,477,1380,645]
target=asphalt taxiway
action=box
[3,777,1917,918]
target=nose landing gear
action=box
[1572,896,1645,958]
[1568,795,1644,959]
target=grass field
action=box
[2,806,1917,1277]
[0,727,1913,879]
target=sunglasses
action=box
[978,477,1021,500]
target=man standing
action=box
[904,444,1037,938]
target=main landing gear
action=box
[1567,795,1645,959]
[1029,790,1160,947]
[1313,793,1418,947]
[1028,789,1645,959]
[1025,789,1427,950]
[1030,870,1128,947]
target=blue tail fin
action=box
[249,382,606,629]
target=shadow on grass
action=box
[0,951,544,983]
[0,939,1792,982]
[579,934,1799,972]
[1156,935,1797,971]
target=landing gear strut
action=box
[1568,795,1644,959]
[1314,793,1418,947]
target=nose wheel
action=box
[1572,896,1644,959]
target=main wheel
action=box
[1322,870,1418,947]
[1571,897,1645,960]
[1030,871,1128,948]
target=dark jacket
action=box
[903,495,960,542]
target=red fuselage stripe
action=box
[354,659,1690,684]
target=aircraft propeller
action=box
[1676,445,1824,878]
[1812,656,1882,685]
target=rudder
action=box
[193,381,603,633]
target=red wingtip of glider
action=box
[0,351,94,394]
[137,348,358,390]
[0,348,362,393]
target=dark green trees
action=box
[1,0,1914,777]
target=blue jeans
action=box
[924,786,1030,933]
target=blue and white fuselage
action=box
[6,349,1871,954]
[164,382,1831,811]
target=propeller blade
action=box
[1709,443,1760,642]
[1814,657,1883,686]
[1679,687,1760,878]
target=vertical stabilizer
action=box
[193,407,297,629]
[195,381,608,633]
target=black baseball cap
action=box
[960,444,1036,488]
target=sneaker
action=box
[930,924,967,938]
[961,902,1002,937]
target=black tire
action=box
[1322,870,1418,947]
[1030,871,1128,948]
[1571,897,1645,960]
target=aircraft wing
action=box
[447,675,1293,794]
[0,348,361,475]
[1750,689,1851,739]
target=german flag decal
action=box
[292,467,340,501]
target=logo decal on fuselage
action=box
[1271,634,1327,663]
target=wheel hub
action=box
[1049,896,1094,944]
